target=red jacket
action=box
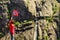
[9,21,15,35]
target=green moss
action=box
[14,20,33,27]
[46,17,53,22]
[14,21,20,26]
[0,32,4,38]
[44,36,49,40]
[52,3,59,15]
[0,16,2,19]
[58,38,60,40]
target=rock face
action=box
[41,1,53,16]
[57,0,60,3]
[0,0,60,40]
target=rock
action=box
[41,1,53,16]
[57,0,60,3]
[0,0,60,40]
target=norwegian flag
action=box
[12,9,19,16]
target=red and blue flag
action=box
[12,9,19,16]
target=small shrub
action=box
[14,21,20,26]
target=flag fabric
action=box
[12,9,19,16]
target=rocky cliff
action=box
[0,0,60,40]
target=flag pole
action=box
[9,0,14,40]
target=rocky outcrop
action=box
[0,0,60,40]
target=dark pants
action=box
[10,33,14,40]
